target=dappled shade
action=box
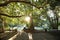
[0,0,60,40]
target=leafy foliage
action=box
[0,0,60,30]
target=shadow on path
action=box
[0,31,17,40]
[13,31,60,40]
[31,32,55,40]
[14,32,29,40]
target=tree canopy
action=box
[0,0,60,31]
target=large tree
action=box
[0,0,60,32]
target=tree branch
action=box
[0,1,10,6]
[0,13,24,18]
[0,0,43,9]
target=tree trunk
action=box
[0,16,4,33]
[29,16,34,30]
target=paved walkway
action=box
[8,31,58,40]
[0,31,17,40]
[0,31,60,40]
